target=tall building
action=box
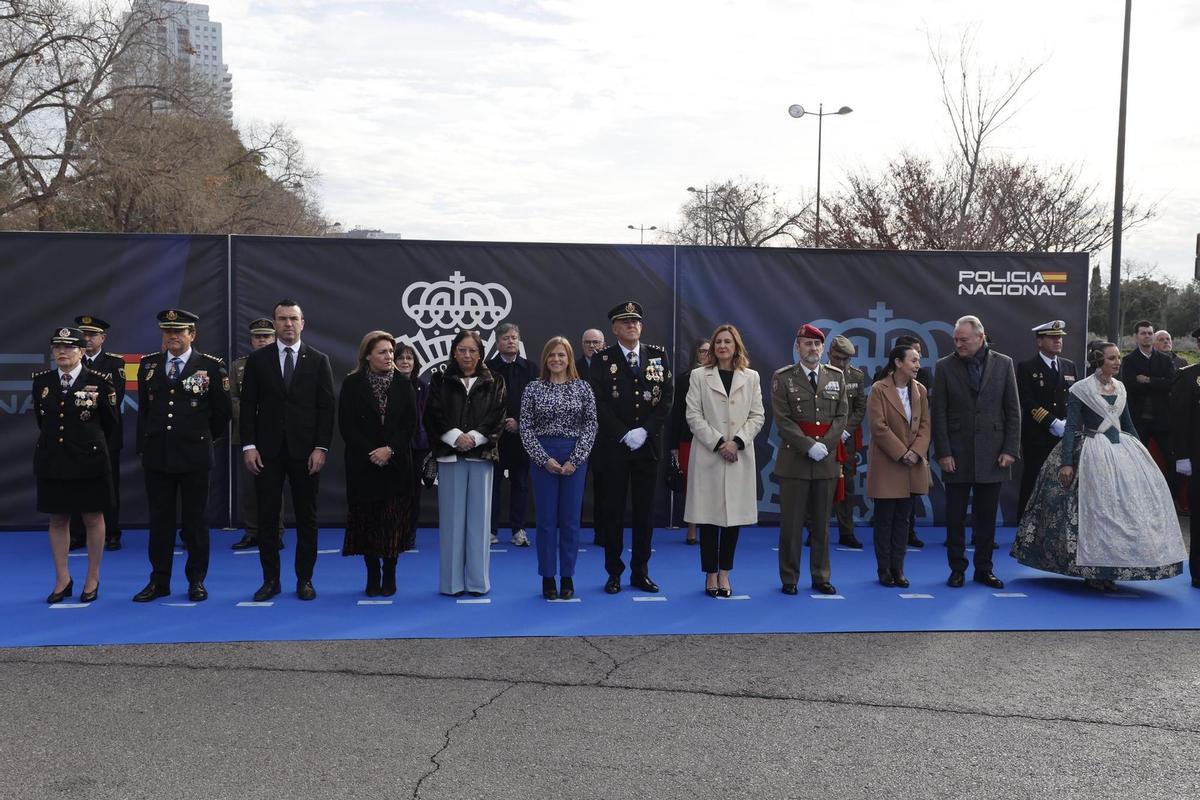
[126,1,233,121]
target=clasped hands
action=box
[243,447,327,476]
[621,427,648,451]
[544,458,577,476]
[938,453,1015,473]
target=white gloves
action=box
[840,430,851,443]
[807,442,829,461]
[622,427,648,451]
[1048,418,1065,438]
[1177,459,1192,477]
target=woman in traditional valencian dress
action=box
[1012,341,1186,591]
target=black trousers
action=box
[256,443,320,582]
[598,456,657,579]
[872,497,912,577]
[944,481,1002,575]
[491,458,530,534]
[144,467,209,586]
[70,447,122,543]
[1187,472,1200,584]
[699,524,740,572]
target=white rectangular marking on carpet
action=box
[162,602,197,607]
[236,601,274,607]
[718,595,751,601]
[490,548,508,553]
[992,592,1027,598]
[48,603,90,609]
[632,596,667,602]
[233,550,259,555]
[899,593,935,599]
[810,594,845,600]
[357,600,393,605]
[317,549,340,554]
[456,598,491,604]
[547,598,582,603]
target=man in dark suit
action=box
[589,301,673,594]
[485,322,533,547]
[230,317,285,550]
[70,315,127,551]
[1169,328,1200,588]
[1016,320,1077,519]
[1122,319,1178,495]
[577,328,605,543]
[132,309,232,603]
[931,315,1020,589]
[240,300,335,601]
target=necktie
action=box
[60,373,71,393]
[1049,359,1059,378]
[283,347,295,388]
[627,349,638,375]
[809,370,817,393]
[85,356,94,368]
[168,357,182,382]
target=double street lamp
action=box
[686,185,719,245]
[627,223,657,244]
[787,103,853,247]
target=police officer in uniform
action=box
[772,323,848,596]
[1016,320,1077,519]
[230,317,285,551]
[1170,327,1200,588]
[133,309,232,603]
[826,335,866,549]
[33,327,118,603]
[589,301,673,594]
[68,315,127,551]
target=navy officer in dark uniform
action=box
[1170,326,1200,588]
[33,327,118,603]
[588,301,673,593]
[1016,320,1077,519]
[133,309,232,603]
[69,315,127,551]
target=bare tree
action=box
[662,178,809,247]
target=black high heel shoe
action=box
[542,577,558,600]
[46,579,74,604]
[80,582,100,603]
[558,576,574,600]
[717,586,732,598]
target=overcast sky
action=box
[216,0,1198,282]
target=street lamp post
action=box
[687,185,717,245]
[627,223,657,244]
[787,103,853,247]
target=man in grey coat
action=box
[931,315,1020,589]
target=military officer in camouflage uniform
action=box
[230,317,284,551]
[589,301,673,594]
[132,309,232,603]
[826,335,866,549]
[773,324,848,596]
[1015,320,1077,519]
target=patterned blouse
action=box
[366,369,394,421]
[519,378,598,467]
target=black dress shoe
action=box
[630,575,659,593]
[604,576,621,594]
[893,575,910,589]
[542,577,558,601]
[46,579,74,604]
[80,583,99,603]
[947,571,965,588]
[838,535,864,549]
[253,580,281,602]
[188,582,208,602]
[1192,579,1200,589]
[705,585,720,598]
[104,537,121,551]
[296,580,317,601]
[907,533,924,548]
[132,582,169,603]
[879,573,896,588]
[558,577,574,600]
[812,581,838,595]
[231,534,258,551]
[974,572,1004,589]
[781,583,798,595]
[717,586,732,598]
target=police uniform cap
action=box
[1032,320,1066,337]
[51,327,86,347]
[248,317,275,335]
[74,315,111,333]
[829,335,855,356]
[608,301,643,322]
[157,308,199,329]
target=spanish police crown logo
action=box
[57,328,70,338]
[396,270,514,376]
[80,316,92,325]
[165,310,178,321]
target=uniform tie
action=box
[168,357,182,382]
[627,349,638,375]
[809,370,817,393]
[283,347,295,388]
[1049,358,1058,378]
[60,372,72,393]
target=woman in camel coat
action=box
[866,343,931,588]
[684,324,765,597]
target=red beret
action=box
[796,323,825,343]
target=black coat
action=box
[136,350,232,472]
[1016,354,1078,455]
[239,341,336,457]
[1170,363,1200,460]
[667,367,694,448]
[1120,348,1176,432]
[485,353,534,469]
[83,350,126,451]
[32,367,116,479]
[588,343,674,465]
[424,363,507,461]
[338,370,417,507]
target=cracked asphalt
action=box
[3,629,1200,799]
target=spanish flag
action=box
[1040,272,1068,283]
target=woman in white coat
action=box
[684,324,766,597]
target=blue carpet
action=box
[0,526,1195,648]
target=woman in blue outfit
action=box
[1012,341,1186,591]
[520,336,597,600]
